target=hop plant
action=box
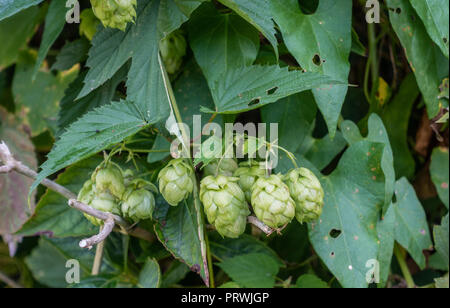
[203,158,238,177]
[90,0,137,31]
[158,158,194,206]
[233,161,266,203]
[121,179,157,222]
[159,31,187,74]
[251,175,295,228]
[200,175,250,238]
[92,163,125,199]
[79,9,100,41]
[284,168,324,223]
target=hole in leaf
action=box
[267,87,279,95]
[298,0,319,15]
[312,54,322,66]
[444,37,448,44]
[248,98,260,106]
[330,251,335,257]
[329,229,342,239]
[392,192,397,204]
[395,7,401,14]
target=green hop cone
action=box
[158,158,194,206]
[233,161,266,203]
[159,31,187,74]
[79,9,100,41]
[92,163,125,199]
[284,168,324,223]
[203,158,238,177]
[78,180,96,205]
[251,174,295,228]
[200,175,250,238]
[90,0,137,31]
[121,188,155,222]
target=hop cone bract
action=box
[203,158,238,177]
[158,158,194,206]
[233,161,266,203]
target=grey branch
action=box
[0,270,23,289]
[247,216,275,236]
[79,216,115,249]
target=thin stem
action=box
[394,244,415,288]
[0,270,23,288]
[368,22,379,109]
[91,232,105,275]
[205,232,215,288]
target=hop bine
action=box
[251,174,295,228]
[200,175,250,238]
[158,158,194,206]
[284,168,324,223]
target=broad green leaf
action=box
[0,6,40,69]
[0,107,37,234]
[309,115,394,288]
[387,0,449,118]
[271,0,352,137]
[25,237,115,288]
[261,91,317,153]
[33,0,67,78]
[153,195,208,285]
[218,282,241,288]
[217,253,280,288]
[410,0,449,58]
[148,135,171,164]
[78,0,204,124]
[391,178,433,269]
[433,214,449,271]
[269,221,310,264]
[17,158,100,238]
[51,39,90,72]
[189,2,260,83]
[376,203,395,287]
[435,273,449,288]
[58,64,128,133]
[382,74,419,179]
[203,65,341,114]
[0,0,43,21]
[138,258,161,288]
[12,51,79,136]
[430,147,449,209]
[210,234,282,266]
[217,0,278,57]
[301,132,347,171]
[296,274,328,288]
[30,101,148,197]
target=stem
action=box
[205,233,215,288]
[91,233,105,275]
[0,270,23,288]
[368,22,379,109]
[394,244,415,288]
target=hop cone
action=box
[200,175,250,238]
[251,175,295,228]
[90,0,137,31]
[92,163,125,199]
[203,158,238,177]
[233,161,266,203]
[121,188,155,222]
[284,168,324,223]
[79,9,100,40]
[159,31,187,74]
[158,158,194,206]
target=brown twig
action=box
[79,216,115,249]
[0,271,23,289]
[247,216,275,236]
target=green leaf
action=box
[30,101,148,198]
[217,0,278,57]
[0,6,40,69]
[153,195,208,285]
[410,0,449,58]
[387,0,449,118]
[295,274,329,288]
[376,204,395,287]
[189,2,260,83]
[271,0,352,137]
[261,91,317,153]
[309,115,394,288]
[0,107,37,234]
[381,74,419,179]
[435,273,449,288]
[0,0,43,21]
[204,65,341,114]
[58,64,128,134]
[391,178,433,269]
[217,253,280,288]
[161,261,190,288]
[12,51,78,136]
[33,0,67,78]
[430,147,449,209]
[138,258,161,288]
[51,39,90,72]
[148,135,171,164]
[17,158,100,238]
[433,214,449,271]
[70,274,134,288]
[301,132,347,171]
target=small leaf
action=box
[0,0,43,21]
[296,274,328,288]
[430,147,449,209]
[138,258,161,288]
[51,39,90,72]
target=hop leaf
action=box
[251,174,295,228]
[233,161,266,203]
[158,158,194,206]
[284,168,324,223]
[121,188,155,222]
[90,0,137,31]
[159,30,187,74]
[203,158,238,177]
[200,175,250,238]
